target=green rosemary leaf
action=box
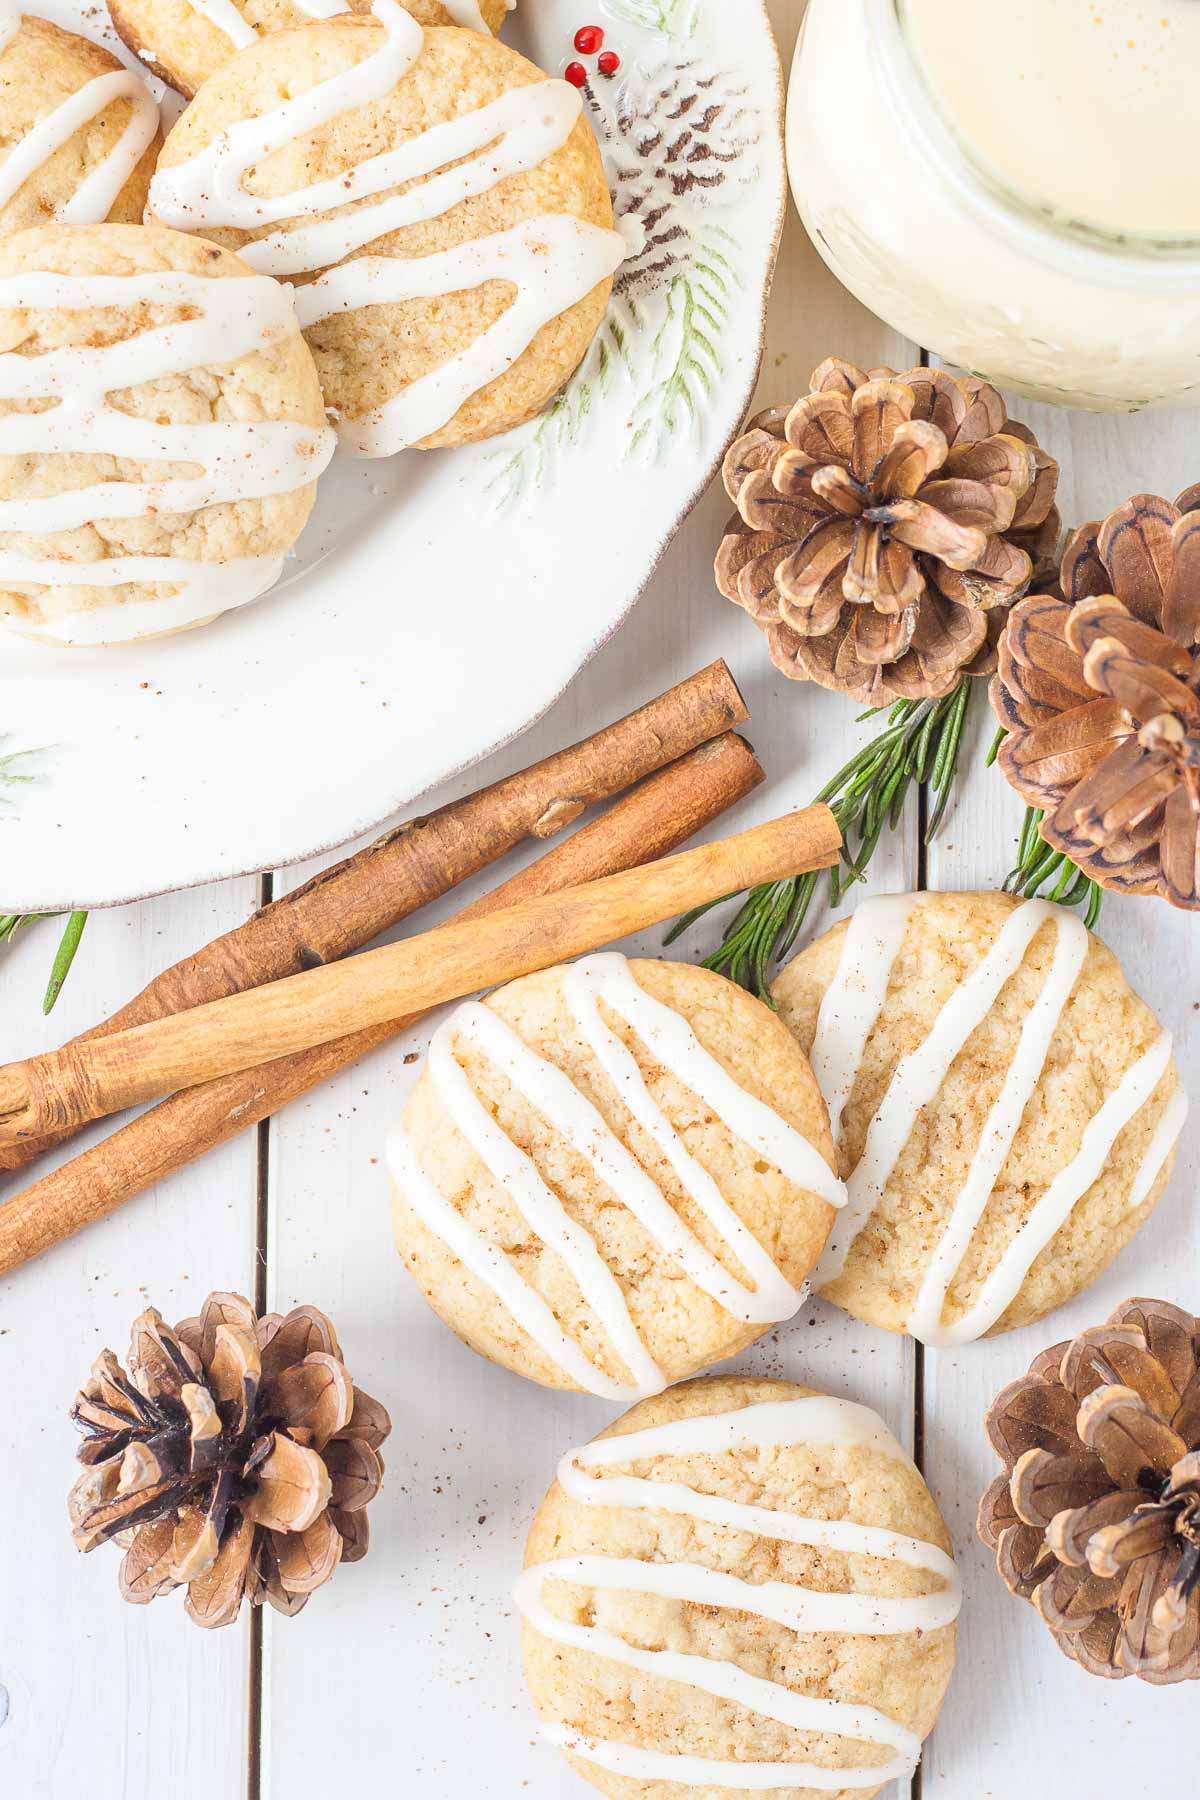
[775,872,821,965]
[662,897,725,945]
[926,677,971,839]
[668,675,976,1004]
[43,910,88,1015]
[1,907,90,1013]
[1014,803,1040,873]
[1004,806,1104,927]
[914,704,940,785]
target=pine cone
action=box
[979,1297,1200,1684]
[716,358,1061,706]
[992,490,1200,909]
[67,1292,391,1629]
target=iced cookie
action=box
[111,0,511,99]
[0,222,336,647]
[0,11,160,233]
[773,891,1186,1345]
[148,2,624,455]
[518,1375,960,1799]
[387,955,845,1397]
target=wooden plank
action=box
[0,883,261,1797]
[258,19,925,1784]
[921,397,1199,1798]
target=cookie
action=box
[0,222,336,647]
[148,5,624,455]
[110,0,510,99]
[773,891,1187,1344]
[387,955,844,1397]
[518,1375,960,1799]
[0,13,160,233]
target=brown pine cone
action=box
[992,490,1200,909]
[979,1297,1200,1684]
[715,357,1061,705]
[67,1292,391,1628]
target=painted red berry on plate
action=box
[597,49,621,76]
[564,60,588,87]
[574,24,604,54]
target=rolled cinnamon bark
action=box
[0,805,841,1148]
[0,660,746,1174]
[0,734,764,1276]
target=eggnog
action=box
[787,0,1200,409]
[903,0,1200,241]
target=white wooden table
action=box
[2,4,1196,1793]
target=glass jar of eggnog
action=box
[788,0,1200,410]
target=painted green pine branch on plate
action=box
[0,739,41,802]
[605,0,698,42]
[487,309,636,508]
[630,229,735,461]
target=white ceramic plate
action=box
[0,0,784,910]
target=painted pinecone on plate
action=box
[979,1297,1200,1684]
[716,358,1061,705]
[594,61,758,296]
[67,1293,391,1628]
[992,490,1200,909]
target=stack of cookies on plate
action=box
[0,0,625,646]
[384,892,1186,1794]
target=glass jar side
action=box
[786,0,1200,411]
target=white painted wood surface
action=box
[1,2,1197,1795]
[0,883,260,1799]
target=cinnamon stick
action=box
[0,659,746,1174]
[0,734,764,1276]
[0,806,841,1145]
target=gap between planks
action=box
[247,869,273,1800]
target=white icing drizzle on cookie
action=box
[0,270,336,634]
[183,0,257,49]
[807,896,1185,1345]
[177,0,505,52]
[1128,1084,1189,1215]
[387,954,844,1399]
[0,553,287,645]
[292,215,625,455]
[809,892,916,1145]
[0,25,159,224]
[387,1124,656,1401]
[516,1396,960,1790]
[433,0,498,28]
[148,0,626,456]
[940,1029,1180,1346]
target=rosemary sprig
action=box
[665,675,974,1003]
[1004,808,1104,930]
[988,729,1104,928]
[0,909,90,1014]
